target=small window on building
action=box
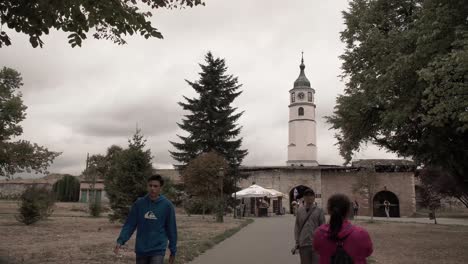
[298,107,304,116]
[308,92,313,102]
[291,92,295,103]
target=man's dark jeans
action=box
[136,255,164,264]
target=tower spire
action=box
[294,51,310,88]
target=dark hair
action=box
[327,194,351,240]
[303,188,315,197]
[148,174,164,186]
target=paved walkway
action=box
[189,215,299,264]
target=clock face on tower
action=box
[297,92,305,100]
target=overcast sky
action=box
[0,0,398,177]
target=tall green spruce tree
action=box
[170,52,248,194]
[105,129,153,222]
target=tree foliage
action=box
[418,168,444,224]
[0,0,204,48]
[82,154,107,181]
[161,176,184,206]
[327,0,468,201]
[170,52,248,195]
[418,167,468,208]
[16,185,55,225]
[0,67,60,178]
[52,174,80,202]
[103,129,153,222]
[182,151,227,221]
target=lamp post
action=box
[217,168,224,223]
[233,171,237,219]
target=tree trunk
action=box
[216,197,224,223]
[202,203,205,219]
[432,209,437,224]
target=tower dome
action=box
[293,55,311,88]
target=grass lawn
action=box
[357,220,468,264]
[412,208,468,219]
[0,201,251,264]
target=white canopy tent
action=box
[232,184,284,199]
[265,188,285,198]
[232,184,285,217]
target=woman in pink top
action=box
[313,194,373,264]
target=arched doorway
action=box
[373,191,400,217]
[289,185,312,213]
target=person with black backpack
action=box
[313,194,373,264]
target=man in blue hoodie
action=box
[114,174,177,264]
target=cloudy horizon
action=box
[0,0,399,178]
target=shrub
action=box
[162,177,185,206]
[89,201,102,217]
[183,198,217,215]
[16,185,55,225]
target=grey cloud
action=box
[1,0,397,176]
[72,100,183,138]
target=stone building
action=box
[79,179,108,203]
[239,160,416,217]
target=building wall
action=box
[79,182,109,203]
[156,169,182,184]
[321,170,416,217]
[239,167,416,217]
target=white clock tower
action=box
[287,54,318,166]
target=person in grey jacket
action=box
[294,189,325,264]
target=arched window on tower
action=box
[298,107,304,116]
[291,92,295,103]
[308,92,313,102]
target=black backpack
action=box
[330,234,354,264]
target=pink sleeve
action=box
[360,229,373,257]
[313,229,322,252]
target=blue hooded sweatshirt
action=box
[116,194,177,257]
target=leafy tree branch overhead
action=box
[0,67,60,178]
[327,0,468,202]
[0,0,205,48]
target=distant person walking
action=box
[384,200,390,218]
[113,175,177,264]
[313,194,373,264]
[292,201,298,216]
[294,189,325,264]
[353,200,359,217]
